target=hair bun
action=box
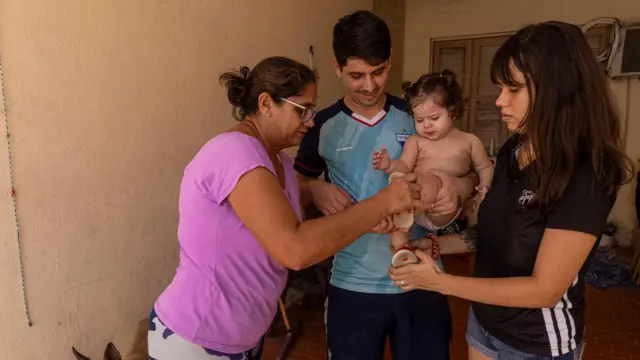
[219,66,251,107]
[440,69,457,87]
[401,81,413,95]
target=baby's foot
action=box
[391,245,419,267]
[389,172,414,229]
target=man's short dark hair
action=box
[333,10,391,68]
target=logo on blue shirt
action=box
[396,133,410,147]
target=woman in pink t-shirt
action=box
[148,56,423,359]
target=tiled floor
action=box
[263,254,640,360]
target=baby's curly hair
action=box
[402,69,466,119]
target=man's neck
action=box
[343,93,387,119]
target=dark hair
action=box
[219,56,316,121]
[490,21,633,208]
[332,10,391,68]
[402,69,465,119]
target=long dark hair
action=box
[219,56,316,121]
[491,21,633,208]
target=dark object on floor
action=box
[276,297,299,360]
[632,247,640,284]
[72,343,122,360]
[587,247,639,289]
[635,170,640,225]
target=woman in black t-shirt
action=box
[390,21,634,359]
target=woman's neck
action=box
[517,140,536,169]
[240,118,282,158]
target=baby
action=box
[372,69,493,267]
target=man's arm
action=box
[297,173,319,207]
[294,115,353,216]
[295,113,327,207]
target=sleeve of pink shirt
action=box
[188,132,274,204]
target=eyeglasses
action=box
[279,98,317,124]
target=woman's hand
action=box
[389,250,443,292]
[380,173,423,215]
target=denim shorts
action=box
[466,309,584,360]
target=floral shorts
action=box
[147,308,263,360]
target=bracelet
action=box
[427,233,441,260]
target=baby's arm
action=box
[372,135,420,174]
[469,134,494,191]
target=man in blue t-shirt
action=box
[295,10,478,360]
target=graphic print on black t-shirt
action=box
[472,135,616,357]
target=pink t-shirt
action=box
[154,132,301,353]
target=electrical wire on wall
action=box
[580,17,621,73]
[581,17,633,164]
[0,55,32,327]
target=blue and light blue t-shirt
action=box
[295,94,438,294]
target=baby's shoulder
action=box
[454,130,483,146]
[406,133,428,145]
[410,134,437,150]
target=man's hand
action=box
[308,180,354,216]
[425,170,478,217]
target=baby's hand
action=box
[372,147,391,170]
[475,185,490,202]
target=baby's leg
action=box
[390,230,410,252]
[391,230,418,267]
[428,213,460,228]
[415,209,463,231]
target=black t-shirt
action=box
[472,135,616,357]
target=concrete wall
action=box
[0,0,371,358]
[374,0,406,97]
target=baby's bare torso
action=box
[413,128,474,177]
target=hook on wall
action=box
[308,45,318,79]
